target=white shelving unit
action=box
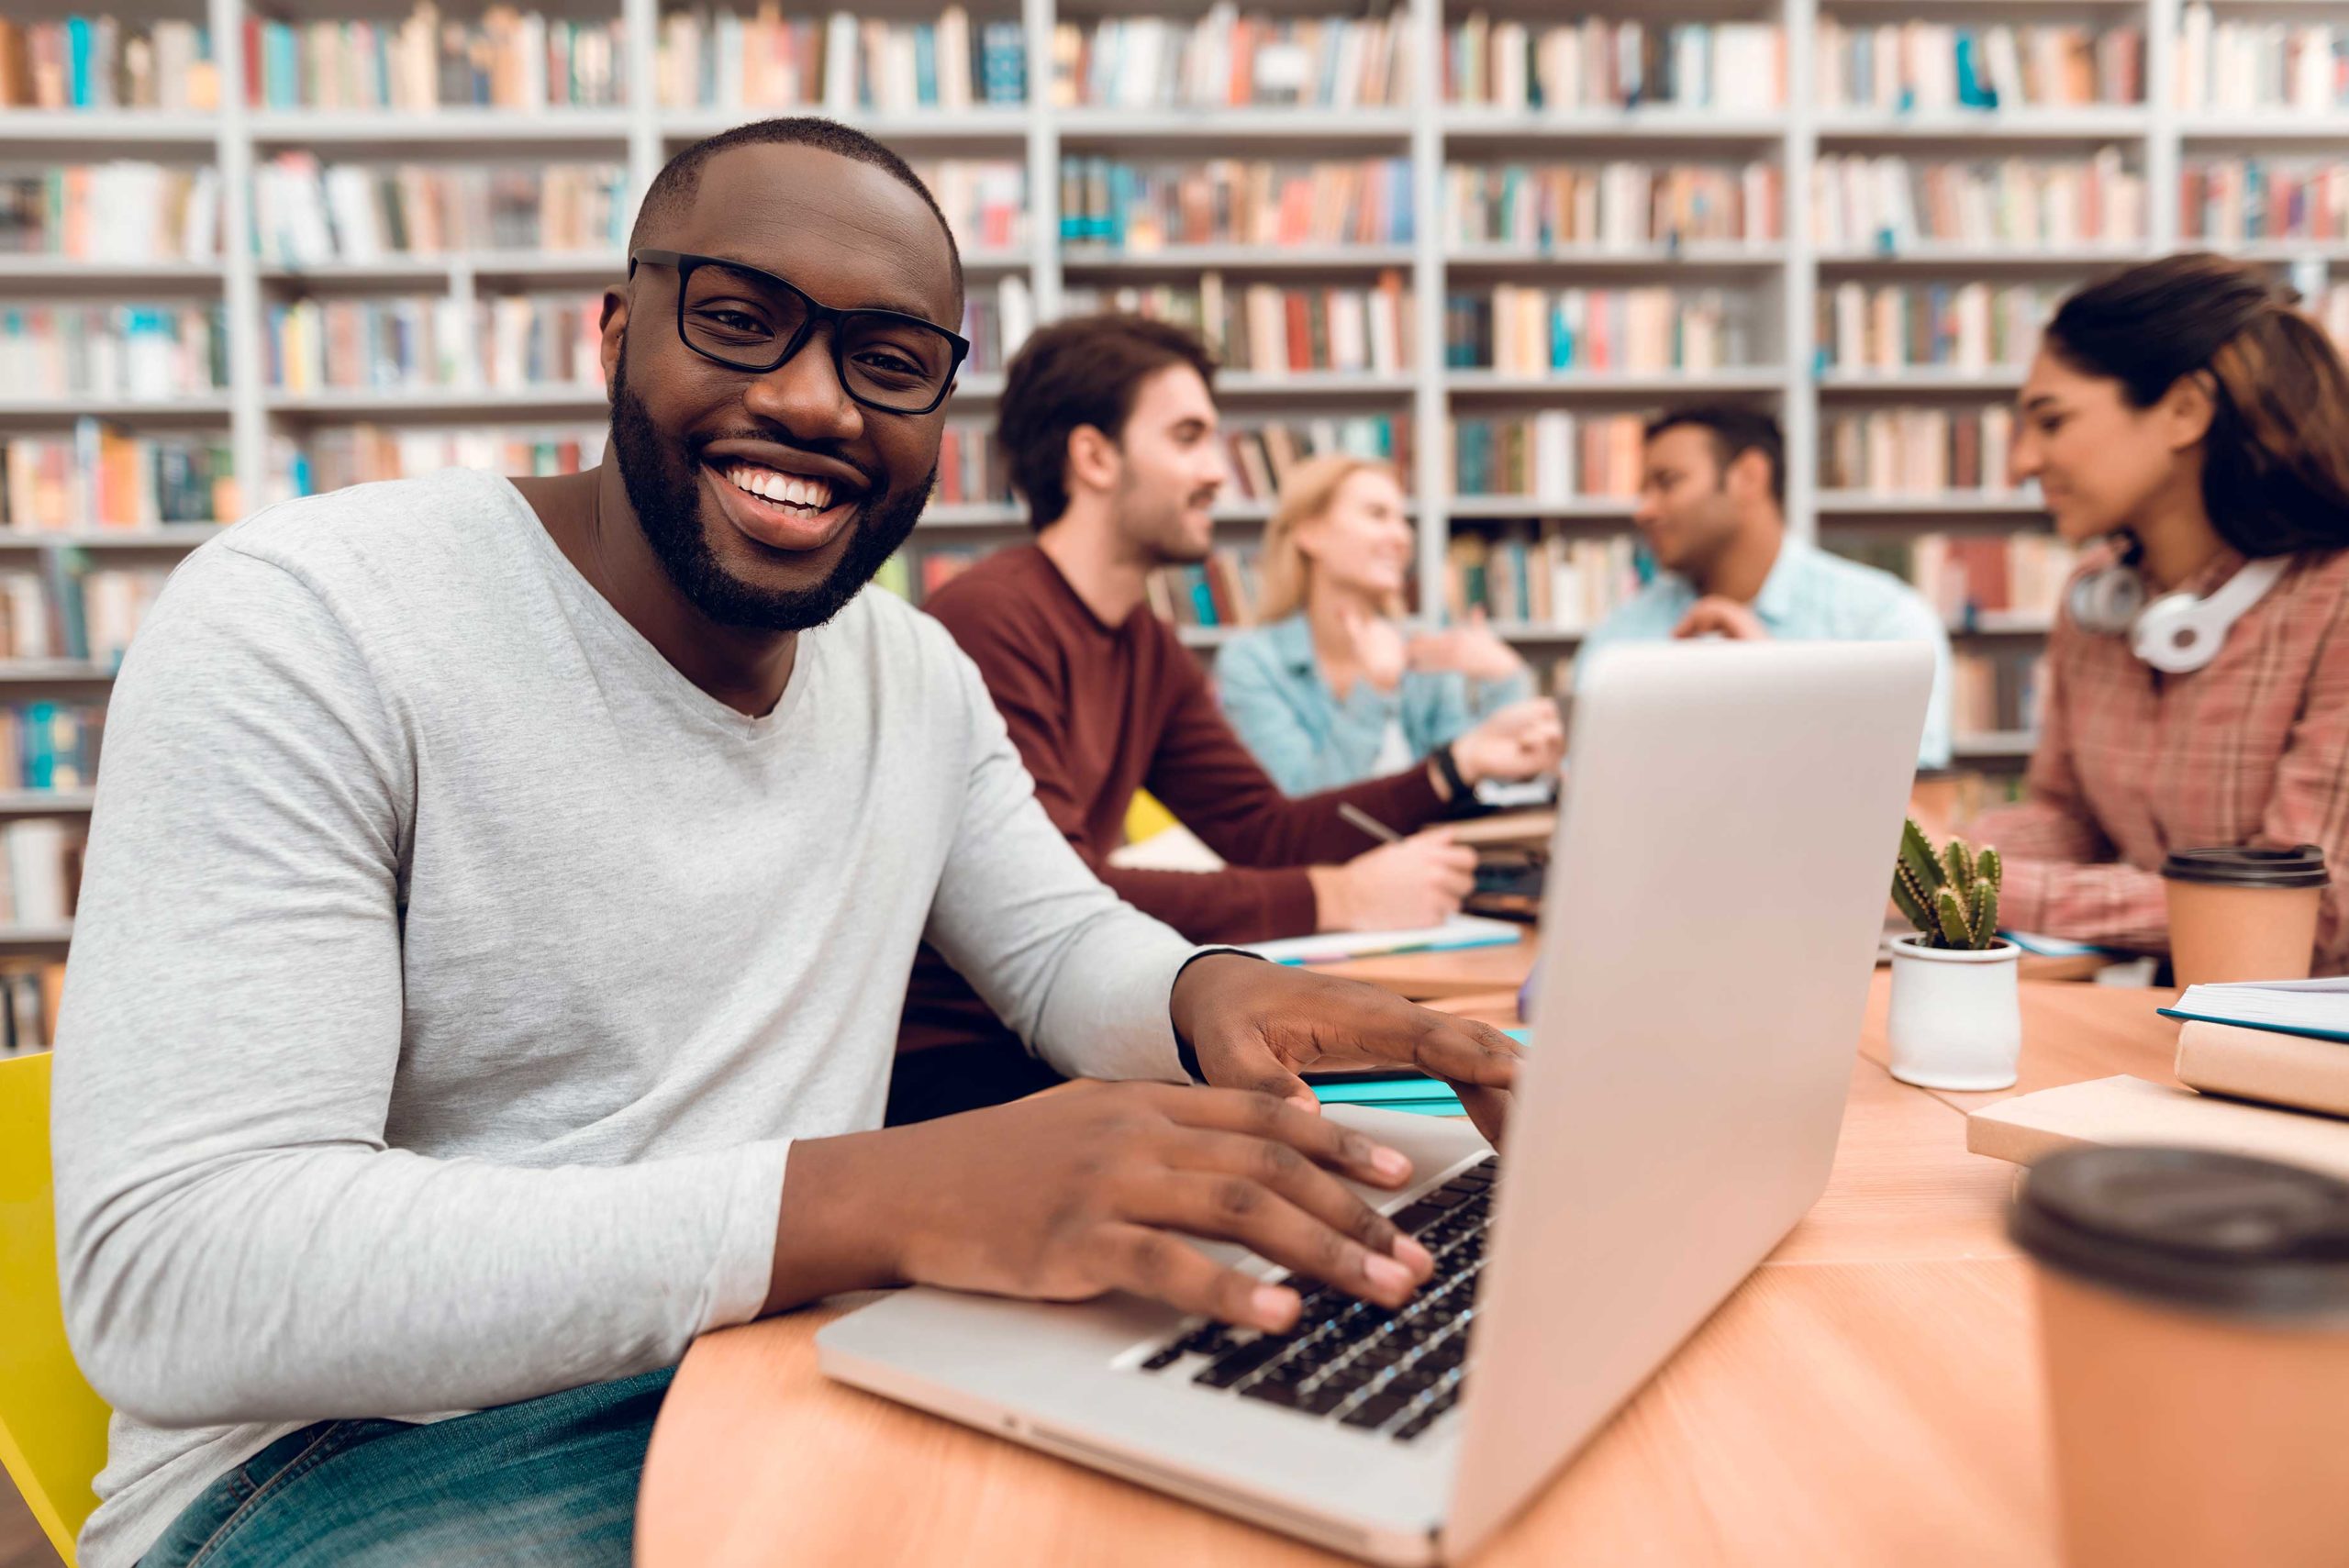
[7,0,2349,852]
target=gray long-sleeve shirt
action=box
[50,468,1198,1568]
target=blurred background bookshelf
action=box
[5,0,2349,978]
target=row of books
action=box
[955,275,1030,375]
[2176,8,2349,115]
[242,6,625,111]
[2183,160,2349,244]
[1816,282,2063,374]
[1451,412,1646,502]
[1445,286,1753,375]
[1223,415,1410,505]
[0,819,82,929]
[1446,530,1642,634]
[0,17,217,111]
[1058,157,1411,250]
[251,155,629,266]
[932,423,1009,507]
[1815,22,2144,111]
[1,303,228,402]
[1065,273,1411,377]
[0,962,66,1057]
[910,159,1027,252]
[1812,150,2146,251]
[0,563,166,666]
[656,7,1025,113]
[275,423,603,498]
[1147,549,1262,630]
[875,545,983,602]
[1443,161,1781,250]
[1,163,219,262]
[1052,10,1405,110]
[4,427,236,530]
[1445,17,1785,113]
[1948,650,2043,739]
[1,702,102,792]
[263,293,603,395]
[1832,533,2079,626]
[1819,406,2020,496]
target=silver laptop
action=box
[819,640,1934,1564]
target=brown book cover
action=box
[1965,1074,2349,1182]
[2176,1019,2349,1120]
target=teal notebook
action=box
[1308,1029,1528,1117]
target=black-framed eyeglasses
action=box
[629,248,970,416]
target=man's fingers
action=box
[1457,1084,1511,1148]
[1124,1173,1422,1309]
[1157,1130,1429,1265]
[1096,1223,1299,1331]
[1152,1084,1412,1186]
[1205,1049,1317,1111]
[1417,1014,1525,1085]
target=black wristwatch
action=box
[1431,740,1470,804]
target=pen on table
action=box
[1338,803,1404,845]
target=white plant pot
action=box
[1886,935,2023,1091]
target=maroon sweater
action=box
[897,543,1449,1057]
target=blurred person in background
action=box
[1216,453,1564,795]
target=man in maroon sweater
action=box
[893,315,1564,1122]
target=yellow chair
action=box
[1123,790,1180,847]
[0,1051,110,1566]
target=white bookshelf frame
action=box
[5,0,2349,836]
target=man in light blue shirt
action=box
[1578,406,1954,768]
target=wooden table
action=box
[636,973,2182,1568]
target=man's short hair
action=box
[629,117,963,310]
[1644,405,1785,506]
[997,315,1218,529]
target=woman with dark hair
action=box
[1976,250,2349,973]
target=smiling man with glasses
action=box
[48,117,1517,1568]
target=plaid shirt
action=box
[1976,544,2349,973]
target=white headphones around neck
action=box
[2067,539,2288,674]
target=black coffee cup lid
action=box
[2160,844,2329,889]
[2010,1146,2349,1318]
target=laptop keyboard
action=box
[1134,1156,1497,1442]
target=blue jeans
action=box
[139,1365,676,1567]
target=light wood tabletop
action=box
[635,973,2178,1568]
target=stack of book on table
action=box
[1967,979,2349,1180]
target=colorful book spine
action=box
[1444,161,1781,248]
[1057,157,1413,248]
[1447,285,1752,373]
[1813,150,2146,250]
[1445,18,1786,111]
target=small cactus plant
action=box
[1893,817,2005,951]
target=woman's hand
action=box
[1408,608,1527,684]
[1341,605,1410,694]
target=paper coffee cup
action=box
[2161,845,2326,986]
[2009,1147,2349,1568]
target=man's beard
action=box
[1114,467,1217,566]
[607,341,930,632]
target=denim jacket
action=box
[1214,613,1534,795]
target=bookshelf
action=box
[6,0,2349,965]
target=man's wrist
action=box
[1168,950,1266,1082]
[1431,739,1475,795]
[764,1131,908,1316]
[1307,862,1353,931]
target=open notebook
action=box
[1239,915,1523,968]
[2160,977,2349,1042]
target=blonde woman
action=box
[1217,455,1564,795]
